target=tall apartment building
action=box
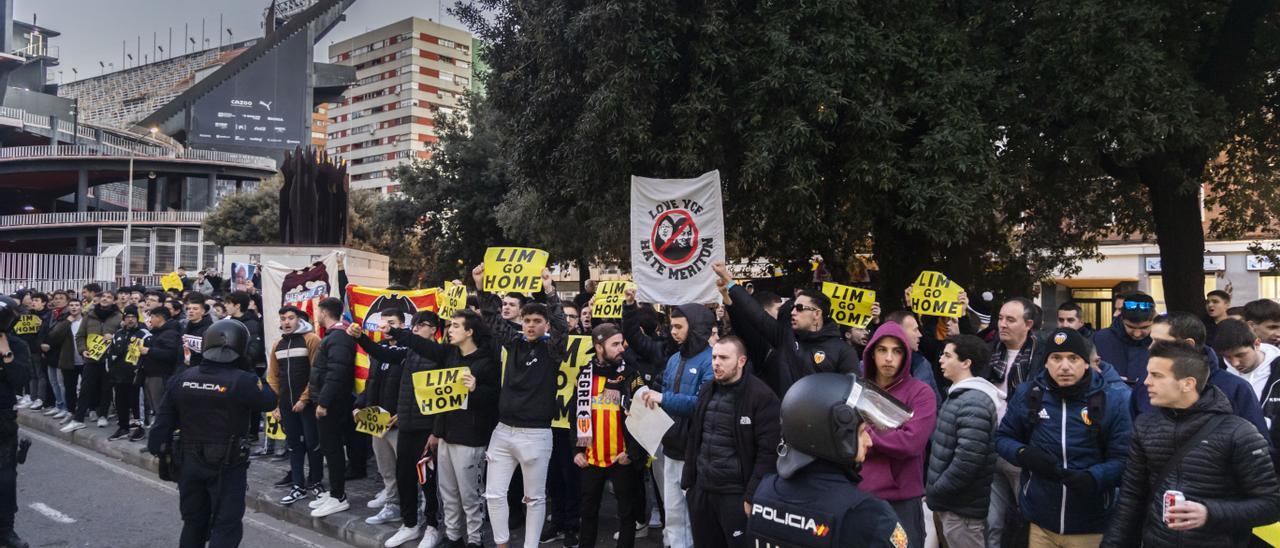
[325,18,474,192]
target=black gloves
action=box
[1061,469,1097,494]
[1017,446,1062,479]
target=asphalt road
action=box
[14,428,338,548]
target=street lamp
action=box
[123,126,159,285]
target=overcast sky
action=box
[14,0,472,83]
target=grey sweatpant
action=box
[438,440,487,545]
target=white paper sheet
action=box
[625,386,675,456]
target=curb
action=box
[17,410,395,548]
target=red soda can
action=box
[1163,490,1185,523]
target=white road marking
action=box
[28,502,75,524]
[24,430,330,548]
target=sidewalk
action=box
[16,407,659,547]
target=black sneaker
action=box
[279,486,307,506]
[107,428,129,441]
[561,530,579,548]
[539,527,563,544]
[308,482,326,499]
[273,473,293,488]
[128,427,146,442]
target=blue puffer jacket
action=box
[996,368,1133,535]
[1091,322,1150,383]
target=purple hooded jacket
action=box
[859,322,938,502]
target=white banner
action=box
[630,170,725,304]
[261,251,341,358]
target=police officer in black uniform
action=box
[748,373,913,548]
[148,318,275,548]
[0,296,31,548]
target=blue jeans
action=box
[279,402,322,488]
[47,366,65,411]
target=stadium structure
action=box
[0,0,356,291]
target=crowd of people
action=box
[7,259,1280,548]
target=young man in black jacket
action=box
[1103,342,1280,547]
[308,297,356,518]
[682,336,781,548]
[350,310,410,527]
[106,305,148,441]
[474,265,568,548]
[139,307,181,427]
[225,292,268,448]
[181,293,213,370]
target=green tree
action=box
[202,177,281,246]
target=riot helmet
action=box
[202,318,249,364]
[0,296,19,333]
[776,373,913,478]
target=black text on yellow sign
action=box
[264,413,286,440]
[412,366,471,415]
[592,281,633,320]
[820,282,876,328]
[354,406,393,438]
[553,335,595,429]
[85,333,109,361]
[909,271,965,318]
[482,247,549,293]
[13,315,39,336]
[125,338,144,365]
[439,282,467,320]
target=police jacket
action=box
[479,290,569,429]
[266,322,320,409]
[0,337,32,407]
[926,378,1000,519]
[682,373,781,502]
[106,325,148,384]
[308,322,356,409]
[726,283,857,398]
[749,461,907,548]
[1102,386,1280,547]
[75,304,122,364]
[146,358,277,454]
[141,320,183,378]
[996,368,1132,535]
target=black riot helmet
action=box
[202,318,250,364]
[776,373,914,479]
[0,296,19,333]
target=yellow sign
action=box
[909,271,965,318]
[354,406,393,438]
[1255,523,1280,546]
[13,315,39,336]
[482,247,549,293]
[439,281,467,320]
[592,280,634,320]
[125,338,144,365]
[411,367,470,415]
[553,335,595,429]
[85,333,109,361]
[264,413,286,441]
[820,282,876,328]
[160,272,184,292]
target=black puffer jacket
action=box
[358,330,443,433]
[1102,386,1280,547]
[682,373,781,502]
[726,284,858,398]
[926,378,1000,519]
[355,337,404,416]
[141,320,182,378]
[309,322,356,409]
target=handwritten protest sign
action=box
[439,281,467,320]
[482,247,549,293]
[125,338,144,365]
[553,335,595,429]
[161,272,184,292]
[13,315,39,336]
[592,280,634,320]
[354,406,393,438]
[85,333,109,361]
[264,413,286,440]
[909,271,965,318]
[412,367,470,415]
[820,282,876,328]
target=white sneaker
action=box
[384,525,421,548]
[59,421,86,433]
[97,417,108,428]
[42,407,59,416]
[309,495,349,518]
[18,396,31,407]
[416,526,441,548]
[308,492,331,509]
[368,489,390,509]
[88,411,98,421]
[52,410,69,420]
[614,522,648,540]
[365,503,401,525]
[27,399,42,410]
[649,506,664,528]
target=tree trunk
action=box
[871,212,932,314]
[1144,165,1206,314]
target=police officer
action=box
[0,296,31,548]
[748,373,912,548]
[148,319,276,548]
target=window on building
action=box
[1069,289,1114,332]
[1148,275,1217,313]
[1260,273,1280,300]
[438,38,455,48]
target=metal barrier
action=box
[0,211,207,228]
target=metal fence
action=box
[0,211,207,228]
[0,252,112,294]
